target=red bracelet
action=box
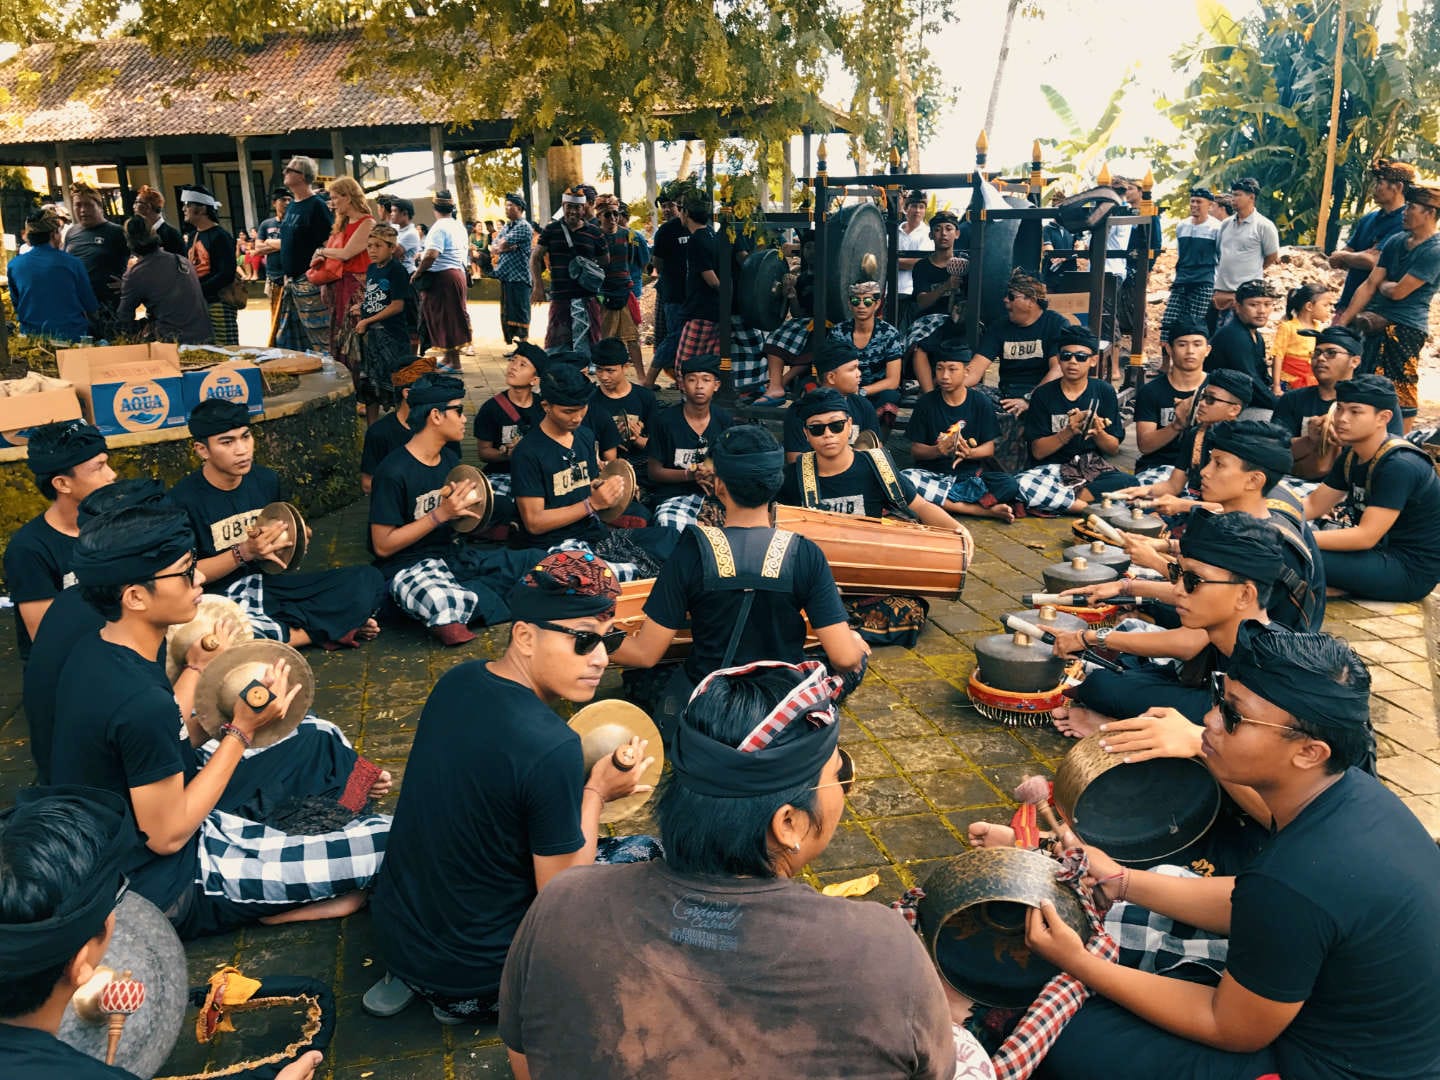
[220,723,252,749]
[232,546,246,568]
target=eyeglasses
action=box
[600,210,622,219]
[1209,674,1298,736]
[533,620,628,656]
[1058,350,1093,362]
[152,551,200,586]
[114,873,131,910]
[805,419,850,436]
[439,404,465,416]
[808,747,855,795]
[1167,561,1245,593]
[282,167,303,175]
[1314,348,1351,360]
[848,296,878,307]
[1199,392,1239,407]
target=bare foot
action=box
[1052,703,1106,739]
[985,502,1016,523]
[369,769,393,801]
[287,628,313,649]
[967,821,1017,848]
[259,890,367,925]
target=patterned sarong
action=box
[276,279,331,353]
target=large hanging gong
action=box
[824,203,888,318]
[738,247,789,331]
[972,180,1023,327]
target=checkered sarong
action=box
[903,313,950,356]
[903,467,988,507]
[548,539,642,583]
[196,714,348,764]
[654,493,705,530]
[487,472,512,499]
[197,804,388,905]
[1279,475,1320,501]
[764,317,817,364]
[388,557,478,628]
[1015,464,1079,512]
[1104,865,1229,976]
[730,317,767,393]
[1133,465,1175,488]
[1158,283,1214,342]
[223,573,286,641]
[675,318,719,368]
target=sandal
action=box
[751,392,789,407]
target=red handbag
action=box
[305,232,345,285]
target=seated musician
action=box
[1014,327,1135,514]
[1074,422,1326,634]
[473,342,545,515]
[780,340,881,464]
[509,364,674,576]
[1112,368,1250,517]
[646,353,734,530]
[903,210,966,375]
[901,338,1022,522]
[0,791,324,1079]
[1026,624,1440,1080]
[1273,327,1403,492]
[946,269,1067,417]
[1049,509,1279,739]
[610,425,869,737]
[591,336,659,467]
[48,504,390,939]
[829,280,904,429]
[4,420,115,663]
[755,272,822,406]
[499,661,965,1079]
[1303,373,1440,602]
[364,552,658,1025]
[1130,321,1211,488]
[368,373,511,647]
[360,369,461,496]
[169,399,385,649]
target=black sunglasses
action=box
[1209,673,1297,736]
[848,296,879,307]
[534,620,627,656]
[1167,561,1245,593]
[438,403,465,415]
[153,551,200,586]
[1199,392,1238,406]
[805,419,850,436]
[1058,350,1093,362]
[808,746,855,795]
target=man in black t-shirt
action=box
[4,420,115,662]
[1205,278,1277,409]
[0,791,326,1080]
[903,210,965,367]
[613,426,869,737]
[1303,374,1440,601]
[592,337,659,466]
[360,377,462,495]
[168,399,385,649]
[1015,327,1134,513]
[1131,322,1211,485]
[672,201,724,371]
[364,552,657,1025]
[532,186,607,359]
[645,184,691,387]
[901,340,1022,521]
[955,270,1067,411]
[779,340,880,462]
[647,353,734,528]
[474,342,546,513]
[51,505,388,939]
[63,181,129,336]
[1032,623,1440,1080]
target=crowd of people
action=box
[3,153,1440,1080]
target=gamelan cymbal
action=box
[443,464,494,534]
[852,429,883,451]
[165,595,254,682]
[568,699,664,824]
[282,501,308,570]
[254,502,300,575]
[596,458,636,525]
[193,639,314,749]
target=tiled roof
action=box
[0,29,448,145]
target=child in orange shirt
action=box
[1272,282,1333,393]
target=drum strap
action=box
[690,525,798,665]
[796,448,911,516]
[1260,510,1320,628]
[495,392,522,424]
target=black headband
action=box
[188,398,251,439]
[1206,420,1293,475]
[795,388,849,422]
[26,419,107,480]
[540,365,593,406]
[711,425,784,484]
[77,478,167,526]
[1335,374,1396,410]
[679,353,723,377]
[407,373,466,411]
[1227,620,1371,735]
[1179,509,1283,584]
[1204,369,1254,407]
[72,506,195,588]
[508,550,619,623]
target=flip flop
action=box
[751,392,789,407]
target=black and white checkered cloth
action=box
[1280,475,1321,501]
[903,467,987,507]
[903,313,950,356]
[196,715,348,764]
[764,317,817,364]
[223,573,286,641]
[1104,865,1229,976]
[549,539,642,583]
[730,317,767,394]
[487,472,512,499]
[1016,464,1081,512]
[389,557,478,628]
[654,493,705,530]
[1133,465,1176,488]
[1158,283,1215,342]
[197,804,389,905]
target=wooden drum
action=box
[774,506,973,599]
[614,578,817,660]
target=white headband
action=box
[180,189,221,209]
[561,193,586,205]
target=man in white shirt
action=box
[1211,177,1280,332]
[895,190,931,331]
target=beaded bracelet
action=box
[220,723,252,749]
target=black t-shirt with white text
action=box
[778,453,918,517]
[1023,378,1125,466]
[361,413,460,477]
[782,392,880,453]
[474,392,543,475]
[368,444,463,570]
[592,383,659,462]
[1324,443,1440,577]
[906,388,1002,458]
[976,309,1069,398]
[646,404,733,503]
[652,217,690,305]
[168,466,280,570]
[360,259,413,342]
[1132,376,1203,473]
[510,424,605,547]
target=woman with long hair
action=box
[313,176,376,373]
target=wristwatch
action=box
[1088,627,1114,648]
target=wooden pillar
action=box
[535,152,551,221]
[44,163,58,200]
[643,140,658,229]
[145,138,163,191]
[782,138,794,212]
[269,148,283,191]
[330,130,347,177]
[190,153,204,186]
[55,143,74,211]
[351,150,364,182]
[520,141,534,218]
[546,144,584,209]
[430,126,447,192]
[115,160,132,213]
[609,142,623,201]
[235,137,258,231]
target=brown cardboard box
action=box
[0,385,84,447]
[56,343,186,436]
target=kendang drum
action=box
[613,578,818,661]
[774,505,972,600]
[916,848,1090,1008]
[1053,733,1221,866]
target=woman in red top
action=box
[313,176,375,373]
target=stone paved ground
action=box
[1,335,1437,1079]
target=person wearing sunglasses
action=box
[1204,277,1277,410]
[168,399,386,651]
[1273,325,1403,483]
[1112,367,1250,522]
[5,420,116,663]
[0,788,326,1080]
[902,338,1023,523]
[1015,325,1135,514]
[1302,373,1440,603]
[778,339,880,463]
[1050,509,1280,741]
[499,660,967,1079]
[366,551,659,1026]
[948,270,1067,414]
[828,280,904,429]
[1029,623,1440,1080]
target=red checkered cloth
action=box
[675,317,720,369]
[691,659,842,751]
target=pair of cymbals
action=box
[595,458,637,524]
[254,501,307,574]
[193,639,315,749]
[443,465,495,533]
[164,595,254,682]
[568,699,664,823]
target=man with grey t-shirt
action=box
[1211,177,1279,332]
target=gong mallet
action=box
[1084,513,1127,546]
[1021,591,1147,610]
[1005,614,1124,674]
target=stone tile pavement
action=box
[0,339,1436,1078]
